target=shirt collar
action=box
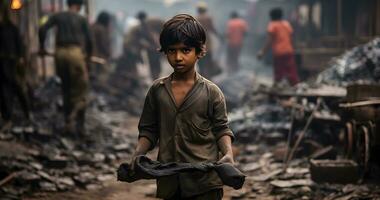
[161,71,204,86]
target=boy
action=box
[39,0,92,135]
[257,8,299,85]
[130,14,234,200]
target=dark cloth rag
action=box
[117,155,245,190]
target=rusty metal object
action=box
[367,121,379,146]
[356,125,370,179]
[344,122,354,158]
[340,84,380,178]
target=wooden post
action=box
[337,0,342,47]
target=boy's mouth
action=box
[175,65,185,69]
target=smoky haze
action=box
[91,0,296,77]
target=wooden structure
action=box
[293,0,380,76]
[340,84,380,178]
[5,0,93,85]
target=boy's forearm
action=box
[217,135,233,156]
[133,137,152,157]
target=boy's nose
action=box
[175,53,183,61]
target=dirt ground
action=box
[25,180,159,200]
[25,179,240,200]
[22,116,238,200]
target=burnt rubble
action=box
[233,143,380,199]
[227,83,380,199]
[2,38,380,199]
[0,77,138,199]
[316,37,380,86]
[225,38,380,199]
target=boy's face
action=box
[165,42,200,74]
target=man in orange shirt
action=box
[226,11,248,72]
[257,8,299,85]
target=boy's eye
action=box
[182,48,191,53]
[167,49,175,54]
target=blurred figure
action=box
[196,2,221,79]
[225,11,248,73]
[39,0,92,136]
[91,11,112,86]
[112,24,144,97]
[135,11,163,80]
[257,8,299,86]
[0,3,32,131]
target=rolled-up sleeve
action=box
[138,87,159,149]
[210,86,234,142]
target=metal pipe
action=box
[283,98,322,171]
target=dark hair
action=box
[159,14,206,54]
[270,8,283,21]
[230,11,238,19]
[96,11,111,27]
[136,11,147,21]
[67,0,84,7]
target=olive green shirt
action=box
[138,72,234,198]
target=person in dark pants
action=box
[257,8,299,86]
[129,14,234,200]
[0,3,32,131]
[39,0,92,136]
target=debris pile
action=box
[214,70,256,109]
[316,37,380,85]
[229,83,343,153]
[226,38,380,199]
[228,82,379,197]
[232,144,380,199]
[0,77,137,199]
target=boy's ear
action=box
[197,44,207,59]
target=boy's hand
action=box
[129,151,145,171]
[129,137,152,170]
[218,153,234,165]
[129,154,139,171]
[217,135,234,165]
